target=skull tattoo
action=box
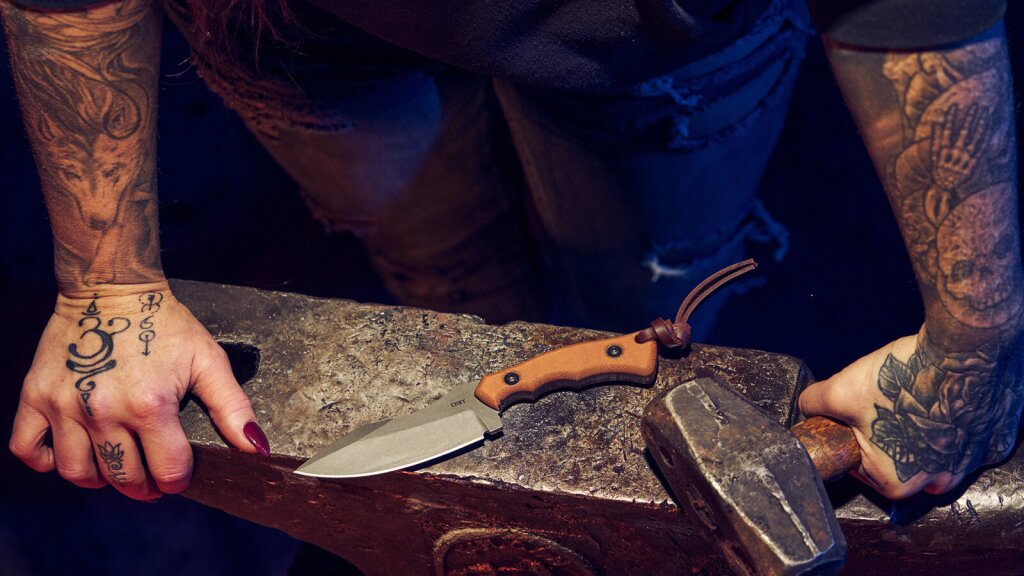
[936,182,1021,327]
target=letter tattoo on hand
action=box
[137,291,162,356]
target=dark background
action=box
[1,5,1022,575]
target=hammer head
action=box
[641,377,846,576]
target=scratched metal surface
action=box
[173,280,1024,574]
[173,279,802,505]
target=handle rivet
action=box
[607,345,623,358]
[503,372,520,385]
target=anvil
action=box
[173,280,1024,576]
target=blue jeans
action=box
[166,0,810,335]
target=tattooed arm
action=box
[2,0,269,500]
[800,24,1024,498]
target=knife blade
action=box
[294,331,658,478]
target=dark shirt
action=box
[807,0,1006,49]
[11,0,1008,92]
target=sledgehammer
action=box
[641,377,861,576]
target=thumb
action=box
[190,344,269,457]
[798,370,865,428]
[800,335,915,427]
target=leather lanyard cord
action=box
[635,258,758,349]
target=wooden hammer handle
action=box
[791,416,862,483]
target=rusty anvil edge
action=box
[171,280,1024,576]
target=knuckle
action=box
[9,434,29,457]
[154,466,193,493]
[56,463,96,485]
[25,388,63,417]
[9,438,50,473]
[202,386,252,421]
[19,378,45,406]
[218,393,253,419]
[803,382,835,413]
[148,442,194,492]
[210,341,230,362]
[8,437,36,464]
[83,388,116,413]
[127,392,175,421]
[21,371,47,394]
[86,403,118,428]
[879,485,914,500]
[199,342,230,370]
[821,381,845,410]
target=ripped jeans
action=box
[166,0,810,335]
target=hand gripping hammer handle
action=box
[790,416,861,483]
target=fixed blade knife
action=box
[294,258,757,479]
[294,331,658,478]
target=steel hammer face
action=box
[641,377,847,576]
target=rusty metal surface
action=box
[174,280,803,505]
[171,280,1024,575]
[173,279,803,575]
[642,378,846,576]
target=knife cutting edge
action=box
[294,259,757,478]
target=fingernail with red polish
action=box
[243,421,271,457]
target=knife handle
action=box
[474,332,659,411]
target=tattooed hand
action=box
[800,325,1024,498]
[9,283,270,500]
[803,24,1024,499]
[1,1,271,498]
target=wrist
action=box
[923,288,1024,352]
[55,281,173,320]
[56,266,166,298]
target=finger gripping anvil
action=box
[641,377,861,576]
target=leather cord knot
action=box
[644,317,691,348]
[635,259,757,349]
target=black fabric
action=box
[301,0,772,92]
[807,0,1005,48]
[9,0,1009,90]
[10,0,92,7]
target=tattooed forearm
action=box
[0,0,163,291]
[826,26,1024,481]
[880,38,1020,330]
[97,441,128,486]
[137,291,162,355]
[67,295,130,415]
[830,29,1022,331]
